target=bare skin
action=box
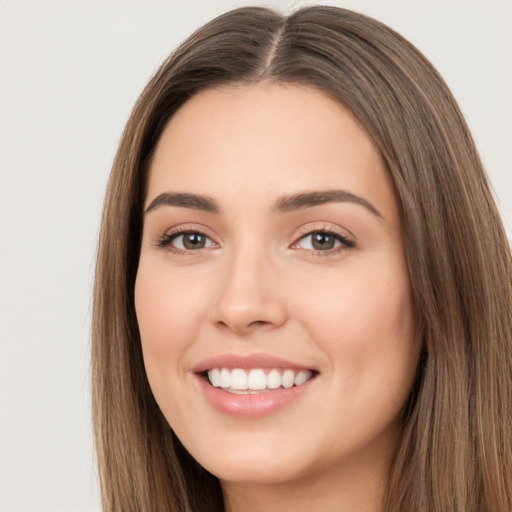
[135,83,421,511]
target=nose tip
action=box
[215,309,280,335]
[209,264,287,335]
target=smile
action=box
[193,353,319,417]
[207,368,314,393]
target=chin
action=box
[183,429,337,487]
[204,455,310,486]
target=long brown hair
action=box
[92,6,512,511]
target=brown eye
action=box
[181,233,206,249]
[311,232,337,250]
[164,231,216,251]
[294,230,354,253]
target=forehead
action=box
[146,83,397,219]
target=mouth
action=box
[193,353,319,417]
[204,367,317,394]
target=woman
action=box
[92,6,512,511]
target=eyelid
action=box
[290,223,356,253]
[293,222,355,242]
[154,223,220,252]
[152,222,355,256]
[160,223,218,239]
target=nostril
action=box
[214,318,274,334]
[248,320,270,328]
[209,268,288,332]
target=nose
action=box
[209,247,288,335]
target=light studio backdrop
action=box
[1,1,510,511]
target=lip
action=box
[191,352,315,373]
[192,352,318,418]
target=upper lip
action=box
[191,353,316,373]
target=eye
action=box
[157,230,217,251]
[292,230,354,253]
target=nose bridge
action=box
[210,237,287,333]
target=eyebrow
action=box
[144,189,382,219]
[273,190,383,219]
[145,192,220,214]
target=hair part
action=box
[92,6,512,511]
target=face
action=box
[135,83,421,488]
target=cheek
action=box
[293,259,418,400]
[134,260,205,380]
[298,262,413,339]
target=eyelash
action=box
[155,226,355,256]
[155,226,217,256]
[292,227,355,257]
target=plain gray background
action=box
[1,1,511,511]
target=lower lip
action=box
[195,374,316,418]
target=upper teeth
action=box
[207,368,313,392]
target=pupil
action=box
[183,233,205,249]
[312,232,335,250]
